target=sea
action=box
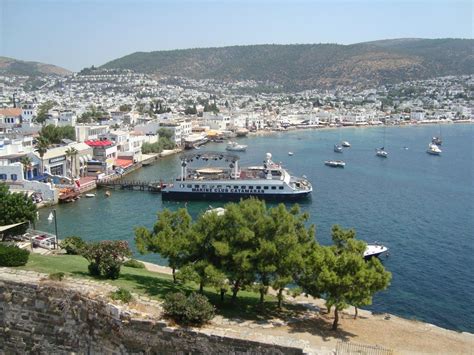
[36,124,474,333]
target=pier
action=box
[96,179,164,192]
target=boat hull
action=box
[162,190,311,202]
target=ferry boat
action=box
[226,141,247,152]
[161,152,312,201]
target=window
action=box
[187,184,192,188]
[271,186,276,190]
[195,185,200,188]
[50,165,64,176]
[234,186,239,189]
[279,186,284,190]
[10,174,18,181]
[249,186,253,189]
[241,186,246,189]
[263,186,269,190]
[256,186,261,190]
[0,174,6,180]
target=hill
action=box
[0,56,71,77]
[101,38,474,90]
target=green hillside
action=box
[101,39,473,89]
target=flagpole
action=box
[53,209,58,249]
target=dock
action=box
[96,179,164,192]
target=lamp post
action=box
[53,209,59,249]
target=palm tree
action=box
[65,147,79,178]
[34,136,49,176]
[20,156,33,179]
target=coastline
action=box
[137,258,474,353]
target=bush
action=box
[0,244,30,266]
[60,236,86,255]
[48,272,65,281]
[123,259,145,269]
[163,292,215,326]
[110,288,133,303]
[81,240,131,279]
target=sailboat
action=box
[47,212,54,222]
[376,126,388,158]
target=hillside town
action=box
[0,70,472,206]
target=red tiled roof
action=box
[85,139,113,147]
[0,108,22,117]
[114,158,133,169]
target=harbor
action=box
[34,123,474,333]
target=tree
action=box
[135,208,192,283]
[65,147,78,178]
[119,104,132,112]
[81,240,131,279]
[20,156,32,179]
[0,183,37,240]
[39,125,75,144]
[34,136,50,175]
[35,100,56,124]
[297,226,391,331]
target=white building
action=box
[75,124,109,142]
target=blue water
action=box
[37,124,474,332]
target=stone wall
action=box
[0,269,306,354]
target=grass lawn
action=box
[18,254,304,321]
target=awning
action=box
[0,222,28,233]
[114,159,133,169]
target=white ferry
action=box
[161,152,312,201]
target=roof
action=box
[0,222,28,233]
[85,139,113,147]
[0,108,22,117]
[114,158,133,168]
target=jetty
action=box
[96,179,164,192]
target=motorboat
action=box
[226,141,247,152]
[364,243,389,259]
[427,143,442,155]
[341,141,351,147]
[324,160,345,168]
[85,193,96,198]
[376,147,388,158]
[288,152,294,156]
[334,144,343,153]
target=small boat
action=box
[334,144,343,153]
[376,147,388,158]
[226,141,247,152]
[427,143,442,155]
[341,141,351,147]
[325,160,345,168]
[85,193,96,198]
[364,243,389,259]
[105,191,111,197]
[288,152,294,156]
[47,212,54,222]
[431,136,442,146]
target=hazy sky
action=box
[1,0,472,71]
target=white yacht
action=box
[364,243,389,259]
[427,143,442,155]
[376,147,388,158]
[324,160,345,168]
[161,152,312,201]
[226,141,247,152]
[341,141,351,147]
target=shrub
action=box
[60,236,86,255]
[48,272,65,281]
[110,288,133,303]
[0,244,30,266]
[81,240,131,279]
[123,259,145,269]
[163,292,215,326]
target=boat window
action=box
[217,185,222,188]
[256,186,261,189]
[279,186,284,190]
[264,186,269,190]
[241,186,246,189]
[194,185,200,188]
[271,186,276,190]
[234,186,239,189]
[249,186,253,189]
[187,184,192,188]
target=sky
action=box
[0,0,472,71]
